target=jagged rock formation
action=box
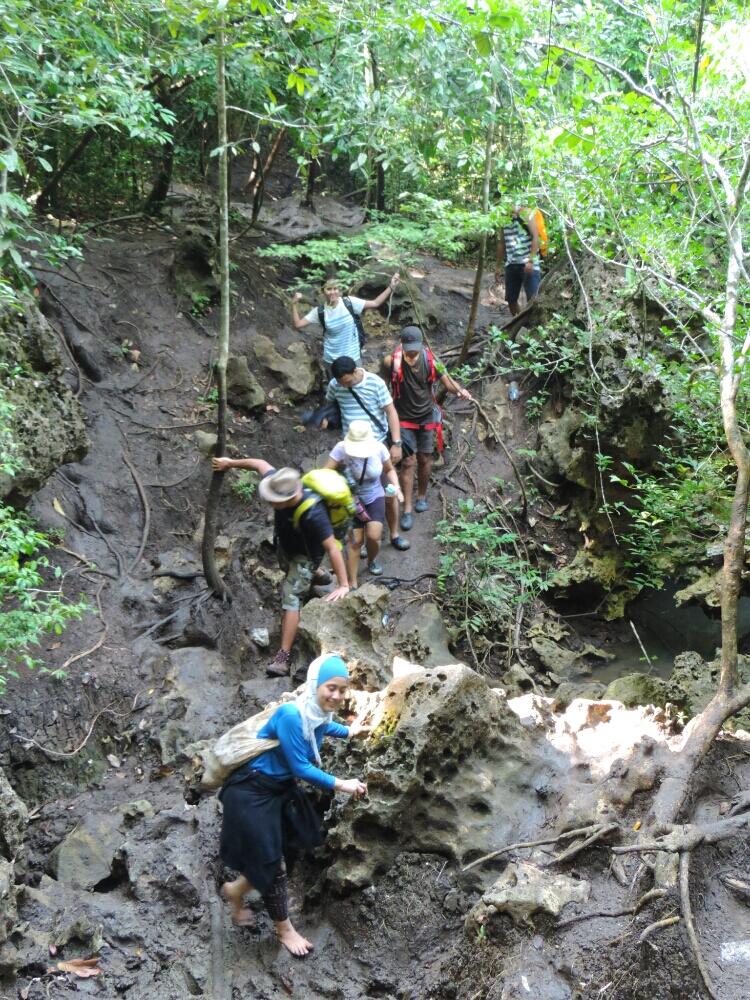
[0,300,88,504]
[0,769,27,969]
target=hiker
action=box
[211,457,350,677]
[388,326,472,530]
[495,205,541,316]
[324,355,410,552]
[291,273,400,375]
[219,654,369,957]
[324,419,404,585]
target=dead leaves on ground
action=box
[48,956,103,978]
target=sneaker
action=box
[312,568,331,585]
[414,498,429,513]
[390,535,410,551]
[400,512,414,531]
[266,650,291,677]
[311,582,334,598]
[360,544,367,558]
[368,560,383,576]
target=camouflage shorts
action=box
[280,556,315,612]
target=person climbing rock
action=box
[291,273,400,376]
[219,654,369,957]
[324,419,404,585]
[387,326,472,530]
[324,355,410,552]
[495,204,541,316]
[211,457,349,676]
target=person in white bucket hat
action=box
[324,419,403,586]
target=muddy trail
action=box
[2,190,750,1000]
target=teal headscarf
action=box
[296,654,350,763]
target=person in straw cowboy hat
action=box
[324,419,403,585]
[211,456,350,677]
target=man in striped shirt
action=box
[291,274,400,374]
[325,356,410,552]
[495,205,541,316]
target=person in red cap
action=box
[212,457,350,677]
[387,326,472,530]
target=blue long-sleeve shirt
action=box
[252,703,349,790]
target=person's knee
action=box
[401,454,416,470]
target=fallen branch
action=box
[680,852,719,999]
[546,822,620,866]
[462,824,599,873]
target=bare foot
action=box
[275,920,314,957]
[221,881,257,928]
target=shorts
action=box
[504,263,541,306]
[280,556,315,612]
[354,495,386,526]
[400,425,435,455]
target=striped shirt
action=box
[304,296,365,363]
[502,218,538,267]
[325,370,392,442]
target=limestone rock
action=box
[667,651,750,727]
[0,299,88,504]
[466,862,589,929]
[194,430,218,457]
[171,199,219,308]
[0,770,27,947]
[604,672,669,708]
[391,601,453,667]
[477,377,513,442]
[51,812,124,890]
[299,584,394,688]
[226,354,266,411]
[324,664,559,891]
[252,335,316,398]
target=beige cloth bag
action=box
[200,694,296,790]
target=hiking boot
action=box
[400,512,414,531]
[414,498,429,513]
[312,568,331,585]
[266,649,291,677]
[368,560,383,576]
[390,535,410,551]
[311,582,334,598]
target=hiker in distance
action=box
[211,457,349,677]
[325,354,410,552]
[220,654,369,957]
[325,419,404,585]
[387,325,472,530]
[291,272,400,375]
[495,204,541,316]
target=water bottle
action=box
[385,484,397,496]
[508,380,520,402]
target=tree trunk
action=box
[301,155,318,211]
[36,130,96,214]
[457,102,496,365]
[201,20,231,600]
[144,86,175,215]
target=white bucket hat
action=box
[343,420,380,459]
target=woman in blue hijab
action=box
[219,654,369,956]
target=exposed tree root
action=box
[122,450,151,576]
[638,914,680,945]
[60,582,108,670]
[556,905,636,929]
[546,822,619,866]
[612,813,750,855]
[462,824,600,872]
[680,852,719,1000]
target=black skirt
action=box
[218,767,324,895]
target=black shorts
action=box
[354,495,386,526]
[504,263,541,306]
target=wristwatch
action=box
[391,439,402,447]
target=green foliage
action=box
[0,383,87,695]
[436,497,548,668]
[231,469,258,502]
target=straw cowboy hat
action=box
[258,467,302,503]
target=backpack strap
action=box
[342,296,355,318]
[292,489,320,529]
[347,386,387,434]
[317,305,326,330]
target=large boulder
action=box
[324,664,558,892]
[299,585,454,688]
[226,354,266,411]
[0,770,27,949]
[0,300,88,504]
[252,335,316,398]
[50,813,124,890]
